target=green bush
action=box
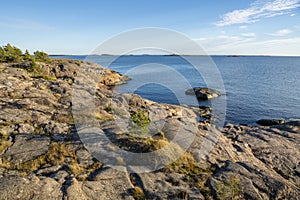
[0,44,50,64]
[0,44,52,75]
[0,43,23,62]
[131,109,151,127]
[34,50,50,62]
[129,109,151,136]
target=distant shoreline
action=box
[50,54,300,58]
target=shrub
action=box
[0,43,23,62]
[34,50,51,62]
[0,44,51,64]
[129,109,151,136]
[130,109,151,127]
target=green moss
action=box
[31,73,56,80]
[216,175,243,200]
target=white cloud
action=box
[290,13,296,16]
[216,0,300,26]
[195,35,256,53]
[195,35,300,56]
[242,33,256,37]
[239,25,248,29]
[268,29,293,36]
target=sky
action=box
[0,0,300,55]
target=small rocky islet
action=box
[185,87,221,100]
[0,45,299,199]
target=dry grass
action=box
[165,152,215,199]
[144,137,169,151]
[95,111,114,121]
[216,175,243,200]
[52,113,74,124]
[16,142,75,172]
[131,186,146,200]
[0,129,12,154]
[15,142,103,179]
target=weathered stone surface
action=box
[209,160,300,200]
[64,167,134,200]
[135,172,205,199]
[0,175,63,200]
[76,148,94,165]
[4,134,50,166]
[17,123,35,134]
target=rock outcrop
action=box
[256,118,285,126]
[0,59,299,199]
[185,87,221,100]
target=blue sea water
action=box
[51,55,300,125]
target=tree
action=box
[23,50,34,62]
[34,50,50,62]
[2,43,23,62]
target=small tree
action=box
[0,46,5,62]
[34,50,50,62]
[2,43,23,62]
[23,50,34,62]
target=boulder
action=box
[256,119,285,126]
[185,87,221,100]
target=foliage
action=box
[0,44,51,74]
[33,50,51,62]
[0,44,57,80]
[0,43,51,64]
[130,109,151,127]
[128,109,151,136]
[0,43,23,62]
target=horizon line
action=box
[49,54,300,57]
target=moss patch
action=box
[216,175,243,200]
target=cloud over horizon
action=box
[268,29,293,36]
[216,0,300,26]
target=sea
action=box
[51,55,300,125]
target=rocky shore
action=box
[0,58,299,199]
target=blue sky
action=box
[1,0,299,55]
